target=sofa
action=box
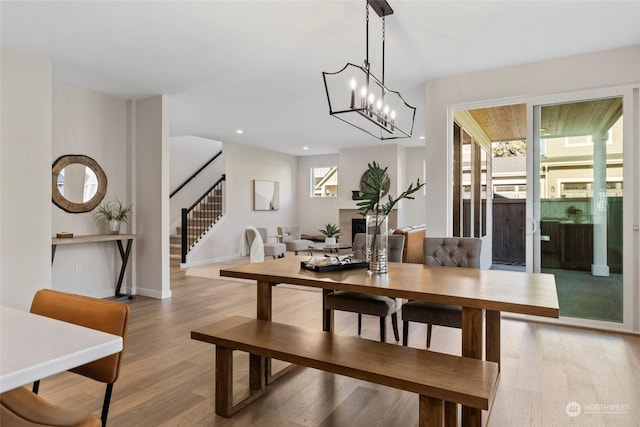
[392,224,427,264]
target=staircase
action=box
[170,187,224,266]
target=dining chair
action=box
[401,237,482,348]
[323,233,405,342]
[0,289,130,427]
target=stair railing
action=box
[181,174,226,263]
[170,151,222,198]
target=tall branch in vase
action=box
[356,161,424,270]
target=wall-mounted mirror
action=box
[52,154,107,213]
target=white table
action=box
[0,306,123,393]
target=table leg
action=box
[114,239,133,297]
[486,310,501,371]
[462,307,483,427]
[256,281,296,384]
[256,281,272,321]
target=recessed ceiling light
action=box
[303,146,309,150]
[418,136,425,140]
[236,129,244,134]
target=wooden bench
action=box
[191,316,499,427]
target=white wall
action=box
[0,47,53,310]
[297,153,341,235]
[400,146,427,228]
[297,145,428,236]
[51,83,129,298]
[185,142,297,265]
[133,95,170,298]
[169,135,223,229]
[424,45,640,238]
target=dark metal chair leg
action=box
[391,312,400,342]
[402,320,409,346]
[101,383,114,427]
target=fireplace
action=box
[339,209,397,245]
[352,218,366,242]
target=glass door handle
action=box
[526,218,538,235]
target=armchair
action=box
[277,226,313,255]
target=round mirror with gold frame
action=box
[52,154,107,213]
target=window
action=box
[310,166,338,197]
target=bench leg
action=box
[215,346,234,417]
[215,346,265,418]
[419,395,443,427]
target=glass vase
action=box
[365,214,389,274]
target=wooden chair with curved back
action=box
[323,233,405,342]
[0,289,130,427]
[401,237,482,348]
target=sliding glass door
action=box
[531,95,625,323]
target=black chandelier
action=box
[322,0,415,140]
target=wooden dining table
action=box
[0,305,123,393]
[220,255,559,426]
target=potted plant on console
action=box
[95,199,132,234]
[319,223,341,246]
[356,161,424,273]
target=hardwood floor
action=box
[36,269,640,426]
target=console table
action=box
[51,234,137,298]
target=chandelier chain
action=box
[382,16,386,87]
[365,0,370,71]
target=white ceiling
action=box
[2,1,639,156]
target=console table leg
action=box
[115,239,133,297]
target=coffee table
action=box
[307,242,352,255]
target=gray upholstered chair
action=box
[277,226,314,255]
[401,237,482,347]
[257,227,285,259]
[246,227,286,260]
[324,233,405,343]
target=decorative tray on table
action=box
[300,256,368,272]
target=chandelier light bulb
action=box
[350,78,357,108]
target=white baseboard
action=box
[135,286,172,299]
[181,254,245,268]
